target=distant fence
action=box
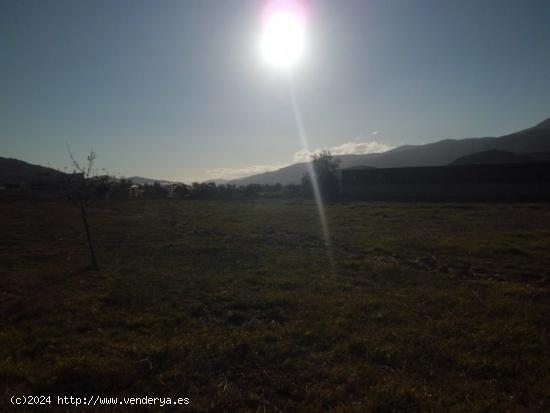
[340,162,550,201]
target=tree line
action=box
[65,150,341,202]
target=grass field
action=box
[1,199,549,412]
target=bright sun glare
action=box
[260,0,306,70]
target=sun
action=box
[260,1,307,70]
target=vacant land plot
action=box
[1,200,549,412]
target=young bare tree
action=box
[61,148,103,270]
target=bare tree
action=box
[61,148,102,270]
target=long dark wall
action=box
[341,163,550,201]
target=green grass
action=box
[1,199,549,412]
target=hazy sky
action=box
[2,0,550,182]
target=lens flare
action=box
[260,0,307,70]
[259,1,334,269]
[287,82,332,250]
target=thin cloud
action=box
[205,163,288,181]
[204,136,394,181]
[293,140,394,162]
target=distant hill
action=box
[0,157,62,185]
[127,176,179,186]
[451,150,550,165]
[229,154,382,186]
[534,117,550,130]
[229,163,308,186]
[227,116,550,185]
[0,159,184,188]
[344,165,378,170]
[341,120,550,169]
[204,179,230,185]
[3,116,549,187]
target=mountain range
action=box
[451,150,550,165]
[227,117,550,186]
[127,176,180,186]
[2,117,549,186]
[0,157,61,185]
